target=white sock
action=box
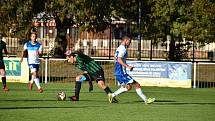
[136,88,147,102]
[112,86,128,97]
[34,78,41,89]
[30,75,34,84]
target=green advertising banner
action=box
[4,60,21,76]
[0,58,29,83]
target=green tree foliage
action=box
[149,0,215,60]
[45,0,113,57]
[110,0,152,38]
[0,0,45,38]
[0,0,113,57]
[0,0,214,59]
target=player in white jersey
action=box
[108,36,155,104]
[20,32,43,93]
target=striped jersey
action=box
[114,44,128,75]
[75,54,103,74]
[24,41,42,64]
[0,40,7,60]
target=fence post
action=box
[45,58,48,84]
[137,0,142,60]
[193,62,197,88]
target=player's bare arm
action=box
[114,56,116,63]
[117,57,133,71]
[20,49,27,63]
[3,48,9,58]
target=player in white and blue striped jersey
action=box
[108,36,155,104]
[20,32,43,93]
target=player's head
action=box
[121,36,131,47]
[30,32,37,42]
[65,50,77,64]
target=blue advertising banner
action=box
[127,61,168,78]
[126,61,192,88]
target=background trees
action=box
[148,0,215,60]
[0,0,214,59]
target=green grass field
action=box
[0,82,215,121]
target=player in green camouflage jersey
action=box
[0,32,9,91]
[65,50,117,102]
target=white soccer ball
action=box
[57,92,66,101]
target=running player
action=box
[65,50,117,102]
[108,36,155,104]
[0,32,9,91]
[64,49,93,92]
[20,32,43,93]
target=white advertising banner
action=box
[126,61,192,88]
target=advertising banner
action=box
[126,61,192,88]
[0,58,29,83]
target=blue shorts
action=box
[29,64,40,73]
[115,73,134,85]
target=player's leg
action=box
[28,65,36,90]
[108,74,134,103]
[97,80,112,93]
[94,71,113,95]
[30,64,43,93]
[96,77,119,103]
[109,74,133,97]
[0,61,9,91]
[133,81,155,104]
[133,81,147,102]
[0,69,9,91]
[28,64,35,90]
[111,84,131,97]
[97,79,119,103]
[70,74,88,101]
[91,70,118,102]
[28,75,34,90]
[83,73,93,92]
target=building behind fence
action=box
[2,22,215,61]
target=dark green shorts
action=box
[83,70,105,83]
[0,60,5,69]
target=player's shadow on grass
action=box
[122,100,176,104]
[0,105,103,110]
[0,99,107,103]
[154,100,215,105]
[125,100,215,105]
[0,99,60,102]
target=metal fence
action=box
[193,62,215,88]
[39,58,116,85]
[67,27,215,61]
[38,59,215,88]
[2,32,215,62]
[3,37,20,56]
[75,39,215,61]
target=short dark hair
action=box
[65,50,80,57]
[122,36,131,41]
[30,32,37,38]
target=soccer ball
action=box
[57,92,66,101]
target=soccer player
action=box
[65,50,117,102]
[65,49,93,92]
[20,32,43,93]
[0,32,9,91]
[108,36,155,104]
